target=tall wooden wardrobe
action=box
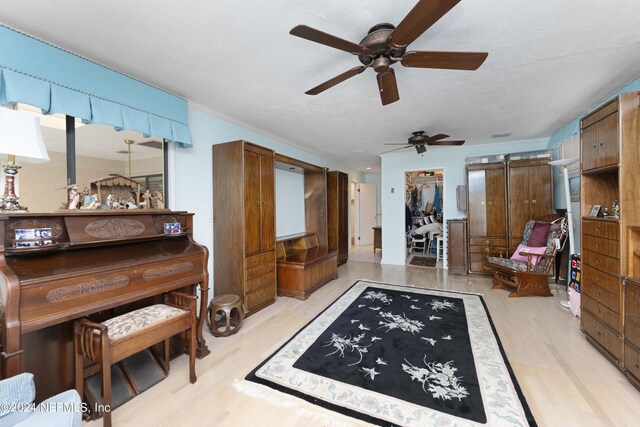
[327,171,349,266]
[506,159,554,251]
[212,140,276,316]
[579,91,640,391]
[466,158,553,274]
[466,163,509,274]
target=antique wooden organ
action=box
[0,210,209,400]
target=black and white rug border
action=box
[246,280,536,426]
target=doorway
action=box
[357,183,377,246]
[405,169,445,267]
[350,181,357,247]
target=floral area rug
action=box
[246,280,536,426]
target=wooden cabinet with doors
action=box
[507,159,553,250]
[327,171,349,265]
[466,162,508,274]
[579,91,640,377]
[447,219,468,275]
[581,99,620,172]
[213,140,277,316]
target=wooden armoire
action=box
[579,91,640,391]
[506,159,554,251]
[466,158,553,274]
[466,162,509,274]
[327,171,349,266]
[212,140,276,316]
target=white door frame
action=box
[357,183,377,246]
[404,169,447,268]
[350,180,357,247]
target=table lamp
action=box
[0,107,50,211]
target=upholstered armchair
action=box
[488,217,565,297]
[0,373,82,427]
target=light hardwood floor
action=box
[89,245,640,426]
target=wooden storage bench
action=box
[276,233,338,300]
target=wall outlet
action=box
[554,238,561,249]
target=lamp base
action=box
[1,163,28,212]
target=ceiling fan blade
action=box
[290,25,369,55]
[426,133,450,142]
[402,51,488,70]
[387,0,461,49]
[305,66,367,95]
[377,69,400,106]
[381,146,413,154]
[428,140,465,146]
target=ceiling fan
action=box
[290,0,488,106]
[383,131,465,154]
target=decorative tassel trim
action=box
[232,379,364,427]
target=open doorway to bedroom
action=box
[405,169,444,268]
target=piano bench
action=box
[73,292,197,427]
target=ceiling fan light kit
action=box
[290,0,488,106]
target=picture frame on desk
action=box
[163,222,181,234]
[589,204,601,217]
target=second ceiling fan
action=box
[383,131,465,154]
[290,0,488,106]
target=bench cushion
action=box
[103,304,188,340]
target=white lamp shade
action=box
[0,107,50,163]
[548,158,579,167]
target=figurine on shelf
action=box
[68,186,79,209]
[612,200,620,219]
[155,191,164,209]
[126,197,138,209]
[103,193,114,209]
[602,207,609,218]
[140,189,152,209]
[81,187,99,209]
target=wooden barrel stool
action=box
[207,294,244,337]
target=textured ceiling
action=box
[2,0,640,171]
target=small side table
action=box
[207,294,244,337]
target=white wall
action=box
[275,169,305,237]
[171,104,361,297]
[131,156,163,176]
[380,138,550,266]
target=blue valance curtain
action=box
[0,24,191,146]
